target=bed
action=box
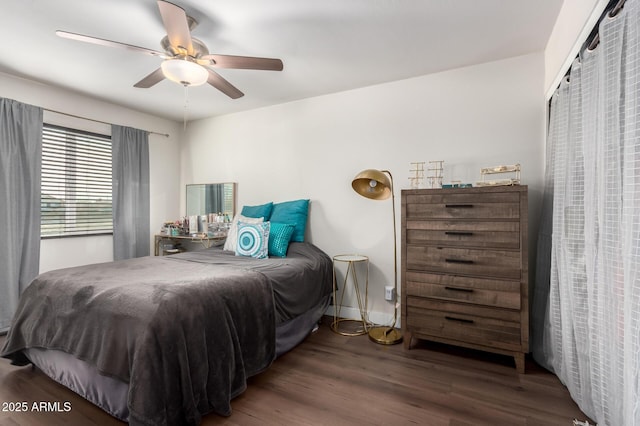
[1,242,332,426]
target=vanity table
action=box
[155,182,236,256]
[154,233,227,256]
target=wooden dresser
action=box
[401,186,528,373]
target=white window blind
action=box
[223,184,234,214]
[41,124,113,238]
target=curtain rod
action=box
[43,108,170,138]
[562,0,626,84]
[584,0,626,53]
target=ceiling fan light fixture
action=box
[161,58,208,86]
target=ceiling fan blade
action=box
[202,54,283,71]
[157,0,193,55]
[206,69,244,99]
[56,30,165,58]
[134,68,166,88]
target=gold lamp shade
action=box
[351,169,392,200]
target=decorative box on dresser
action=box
[401,185,528,373]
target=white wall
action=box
[183,52,546,325]
[0,72,183,273]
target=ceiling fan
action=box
[56,0,283,99]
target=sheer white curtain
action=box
[533,1,640,424]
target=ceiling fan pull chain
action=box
[183,84,189,131]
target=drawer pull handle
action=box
[444,286,474,293]
[445,204,474,208]
[445,316,474,324]
[445,231,474,236]
[445,258,474,264]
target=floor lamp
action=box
[351,169,403,345]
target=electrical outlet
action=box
[384,286,395,301]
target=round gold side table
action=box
[331,254,371,336]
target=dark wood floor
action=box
[0,317,591,425]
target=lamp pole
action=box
[368,170,402,345]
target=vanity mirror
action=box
[186,183,236,217]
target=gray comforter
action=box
[1,242,332,426]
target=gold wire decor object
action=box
[408,162,425,189]
[476,163,521,186]
[351,169,403,345]
[426,160,444,188]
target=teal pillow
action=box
[268,222,295,257]
[235,221,270,259]
[269,199,309,242]
[241,202,273,219]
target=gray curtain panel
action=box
[530,81,563,368]
[205,184,224,214]
[112,125,150,260]
[0,98,43,333]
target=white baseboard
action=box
[324,304,401,328]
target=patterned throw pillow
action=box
[235,221,270,259]
[223,214,264,252]
[268,222,296,257]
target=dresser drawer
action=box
[406,297,521,349]
[405,192,520,220]
[405,271,521,309]
[406,246,521,279]
[406,220,520,249]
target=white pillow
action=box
[223,214,264,252]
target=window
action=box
[41,124,112,238]
[223,183,234,214]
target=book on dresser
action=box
[400,185,528,373]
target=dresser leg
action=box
[403,331,412,349]
[514,353,525,374]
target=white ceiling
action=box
[0,0,563,122]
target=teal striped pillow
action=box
[268,222,295,257]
